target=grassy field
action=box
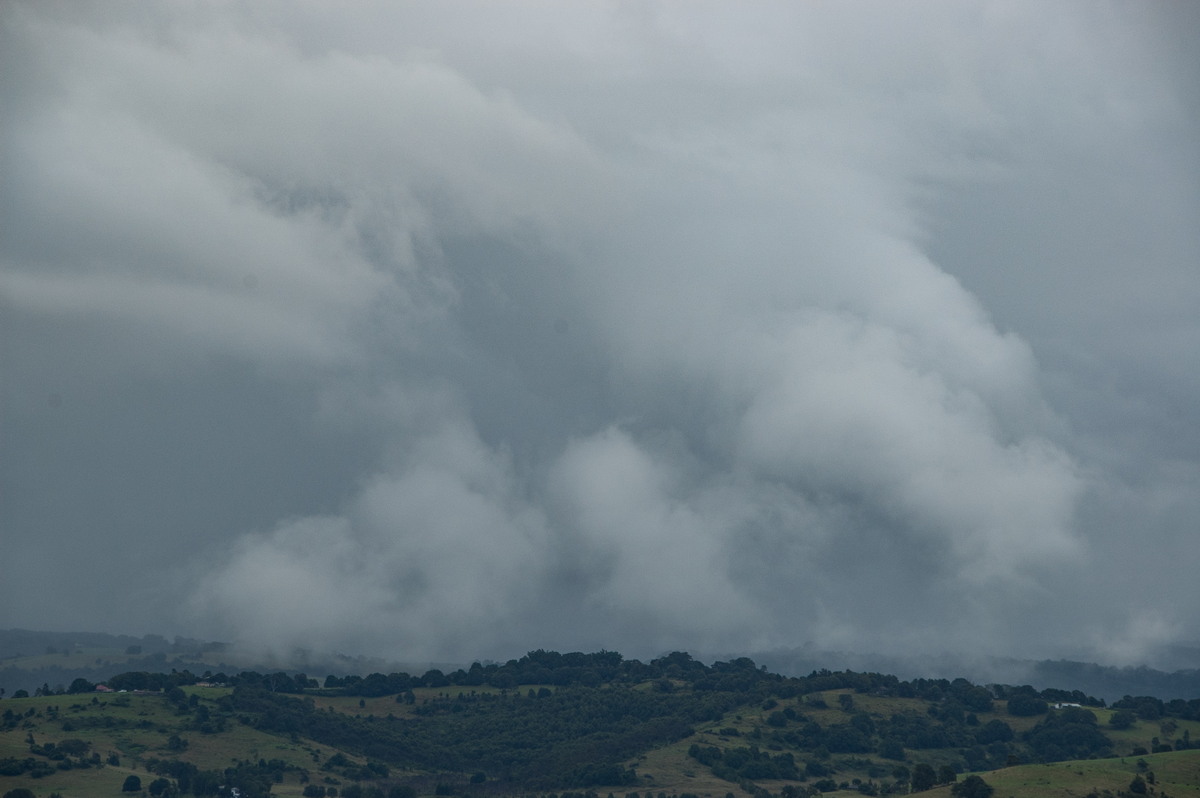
[0,691,373,798]
[912,749,1200,798]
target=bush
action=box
[57,738,89,756]
[1109,710,1136,730]
[951,775,994,798]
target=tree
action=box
[960,687,995,713]
[951,775,994,798]
[911,763,937,792]
[148,777,173,796]
[1024,707,1112,761]
[4,789,37,798]
[68,677,95,694]
[122,774,143,792]
[1109,710,1136,730]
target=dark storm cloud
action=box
[2,1,1197,667]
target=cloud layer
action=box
[2,1,1197,667]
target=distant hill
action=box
[0,629,236,698]
[0,629,450,698]
[739,646,1200,703]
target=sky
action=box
[2,1,1198,671]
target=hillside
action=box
[1,650,1198,798]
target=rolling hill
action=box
[2,648,1198,798]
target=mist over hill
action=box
[0,629,450,698]
[3,629,1198,703]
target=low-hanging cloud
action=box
[3,1,1198,668]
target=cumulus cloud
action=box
[2,1,1197,668]
[192,416,554,661]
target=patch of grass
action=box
[1101,712,1200,756]
[920,749,1200,798]
[0,692,338,798]
[630,733,739,798]
[0,761,138,797]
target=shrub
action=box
[1109,710,1136,730]
[951,775,994,798]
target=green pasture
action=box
[925,748,1200,798]
[0,691,355,798]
